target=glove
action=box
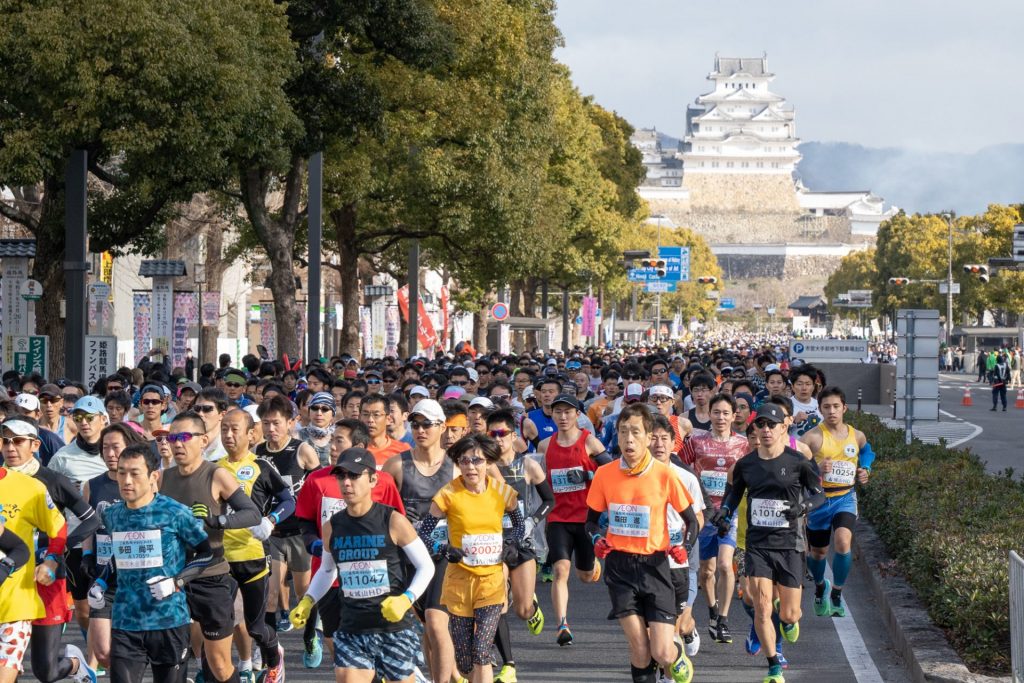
[565,469,587,486]
[289,594,314,629]
[668,545,688,566]
[308,539,323,557]
[593,535,611,559]
[190,503,211,520]
[380,592,414,623]
[81,550,98,580]
[249,517,274,541]
[783,502,806,521]
[146,575,176,601]
[705,506,726,527]
[715,510,733,538]
[501,540,519,565]
[436,544,464,564]
[88,580,107,610]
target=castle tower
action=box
[682,55,801,210]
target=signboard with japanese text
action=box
[11,335,47,377]
[86,336,117,388]
[789,339,868,363]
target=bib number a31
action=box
[700,470,728,498]
[550,467,585,493]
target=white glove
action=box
[248,517,275,541]
[87,580,107,610]
[146,575,176,601]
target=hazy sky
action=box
[554,1,1023,153]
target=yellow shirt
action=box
[217,453,270,566]
[433,477,516,577]
[0,469,66,622]
[816,424,860,497]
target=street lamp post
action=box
[943,213,954,345]
[654,213,663,343]
[194,264,206,377]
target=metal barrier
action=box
[1012,550,1024,683]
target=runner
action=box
[289,447,434,683]
[799,386,873,618]
[717,404,826,683]
[193,389,229,462]
[787,368,821,437]
[684,374,715,434]
[417,435,524,683]
[678,394,748,645]
[585,403,698,683]
[362,395,410,467]
[160,412,269,683]
[37,384,75,445]
[298,393,335,468]
[521,378,562,449]
[537,394,611,646]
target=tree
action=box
[824,248,879,317]
[0,0,297,374]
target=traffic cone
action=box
[962,386,973,406]
[1016,388,1024,409]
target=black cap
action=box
[332,447,377,475]
[753,404,786,424]
[551,394,582,412]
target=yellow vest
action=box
[817,424,859,497]
[217,454,271,569]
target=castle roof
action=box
[699,88,784,105]
[711,56,773,79]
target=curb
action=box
[854,521,1011,683]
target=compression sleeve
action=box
[506,506,525,543]
[298,518,321,553]
[591,450,613,466]
[799,460,827,514]
[0,527,30,571]
[679,504,699,549]
[417,513,441,551]
[175,538,213,584]
[220,488,262,529]
[66,501,102,549]
[268,487,296,525]
[305,549,336,604]
[720,467,746,516]
[400,538,435,601]
[858,442,876,470]
[584,508,603,540]
[530,479,555,523]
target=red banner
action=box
[397,285,439,352]
[440,285,450,352]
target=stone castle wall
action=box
[716,253,848,280]
[685,173,801,212]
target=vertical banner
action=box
[334,304,343,331]
[133,292,152,363]
[172,293,198,369]
[499,323,511,355]
[2,258,29,366]
[259,303,276,358]
[100,252,114,286]
[385,305,399,357]
[370,297,386,359]
[440,285,450,352]
[581,296,597,338]
[85,336,117,389]
[359,306,372,358]
[150,278,174,353]
[201,291,221,327]
[396,285,439,352]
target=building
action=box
[631,128,684,188]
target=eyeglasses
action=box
[72,413,99,423]
[457,457,486,467]
[336,470,367,480]
[487,429,512,438]
[649,396,673,403]
[360,411,386,419]
[62,394,80,402]
[410,420,440,430]
[141,398,162,406]
[623,374,641,380]
[154,436,168,444]
[40,396,62,405]
[426,384,440,390]
[310,405,334,413]
[753,420,779,430]
[478,370,491,375]
[651,368,668,375]
[167,432,204,444]
[225,382,244,389]
[0,435,34,446]
[107,385,123,392]
[193,404,216,413]
[490,394,510,401]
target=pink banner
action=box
[133,292,151,364]
[201,291,220,326]
[581,296,597,337]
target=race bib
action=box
[338,560,389,599]
[749,499,789,528]
[431,519,449,545]
[700,470,728,498]
[502,501,524,530]
[321,496,346,525]
[608,503,651,538]
[825,461,856,486]
[461,533,503,566]
[112,529,163,569]
[550,467,585,493]
[96,534,113,566]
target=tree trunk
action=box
[331,203,362,357]
[200,217,226,368]
[509,281,525,352]
[523,276,539,350]
[473,309,487,355]
[29,179,66,378]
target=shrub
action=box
[848,412,1022,674]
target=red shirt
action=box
[294,466,405,577]
[679,433,748,508]
[545,430,597,524]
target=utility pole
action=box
[408,240,419,357]
[307,151,323,365]
[944,213,954,346]
[64,150,88,383]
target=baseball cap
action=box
[409,385,429,398]
[466,368,479,383]
[624,383,644,403]
[545,358,557,366]
[1,417,38,438]
[332,447,377,475]
[565,360,582,371]
[38,384,62,399]
[178,382,202,396]
[152,426,170,438]
[764,363,781,373]
[140,384,164,397]
[73,396,108,416]
[522,386,535,400]
[308,391,337,413]
[648,385,674,400]
[551,394,581,412]
[442,386,466,400]
[468,396,494,411]
[15,393,40,412]
[363,368,382,379]
[753,404,786,424]
[224,370,247,385]
[409,399,445,424]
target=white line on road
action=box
[825,564,885,683]
[938,410,983,447]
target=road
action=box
[933,370,1023,477]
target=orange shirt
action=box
[367,437,411,468]
[586,397,610,429]
[586,457,692,555]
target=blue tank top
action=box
[527,408,557,451]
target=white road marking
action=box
[938,410,983,447]
[825,564,885,683]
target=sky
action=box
[553,1,1024,153]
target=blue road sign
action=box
[657,246,690,282]
[644,281,677,293]
[719,298,736,309]
[628,268,661,282]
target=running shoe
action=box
[494,663,517,682]
[813,578,832,617]
[539,562,553,583]
[744,623,761,656]
[239,670,255,683]
[830,591,846,618]
[777,649,789,670]
[714,618,733,644]
[762,664,785,683]
[780,621,799,644]
[556,624,574,647]
[707,615,718,641]
[684,629,700,657]
[263,646,285,683]
[96,668,106,678]
[668,638,693,683]
[66,645,97,683]
[276,611,293,633]
[526,596,544,636]
[252,646,262,672]
[304,629,323,668]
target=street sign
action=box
[11,335,48,377]
[490,302,509,321]
[628,267,661,282]
[644,281,676,293]
[937,282,961,294]
[85,336,117,388]
[657,246,690,282]
[789,339,867,363]
[719,298,736,309]
[19,279,42,301]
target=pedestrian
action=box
[1009,349,1021,389]
[976,349,988,382]
[990,353,1009,411]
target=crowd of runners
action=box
[0,338,876,683]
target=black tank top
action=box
[256,438,311,537]
[329,503,411,633]
[498,455,530,533]
[87,472,121,569]
[399,451,453,523]
[160,461,228,576]
[687,408,712,432]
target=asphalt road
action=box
[934,370,1024,477]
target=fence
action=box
[1012,550,1024,683]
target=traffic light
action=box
[888,277,910,286]
[963,264,990,283]
[696,276,718,285]
[643,259,667,278]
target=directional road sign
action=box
[644,281,676,293]
[657,246,690,282]
[718,298,736,309]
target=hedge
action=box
[847,412,1024,674]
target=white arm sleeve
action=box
[400,537,435,601]
[305,550,337,604]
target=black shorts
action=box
[544,522,595,572]
[414,557,448,616]
[111,624,190,668]
[670,567,689,616]
[505,543,537,571]
[604,551,677,625]
[268,534,311,572]
[229,558,271,586]
[318,586,341,638]
[184,572,238,640]
[744,547,804,589]
[65,547,91,601]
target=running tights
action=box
[30,624,73,683]
[238,576,281,667]
[449,604,503,675]
[112,658,186,683]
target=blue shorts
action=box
[333,627,421,680]
[807,490,858,532]
[698,518,737,561]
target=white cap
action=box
[409,385,429,398]
[625,383,644,400]
[1,417,38,437]
[14,393,40,412]
[466,368,479,382]
[649,385,674,400]
[469,396,494,410]
[523,386,535,400]
[410,398,445,423]
[764,363,781,372]
[545,358,557,366]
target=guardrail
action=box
[1012,550,1023,683]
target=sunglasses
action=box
[490,394,510,401]
[487,429,512,438]
[225,382,244,388]
[310,405,334,413]
[193,404,216,413]
[72,413,99,423]
[154,435,169,443]
[336,469,367,480]
[365,378,382,384]
[457,457,486,467]
[107,385,123,392]
[141,398,162,406]
[40,396,62,405]
[410,420,440,430]
[0,435,34,446]
[62,394,80,402]
[623,374,641,380]
[167,432,204,444]
[651,368,668,375]
[426,384,440,390]
[753,420,779,429]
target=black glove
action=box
[783,502,806,521]
[81,551,99,580]
[501,540,519,565]
[705,506,726,527]
[565,469,587,486]
[715,508,733,537]
[442,544,464,564]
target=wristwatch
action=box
[217,514,228,528]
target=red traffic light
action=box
[697,276,718,285]
[888,277,910,286]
